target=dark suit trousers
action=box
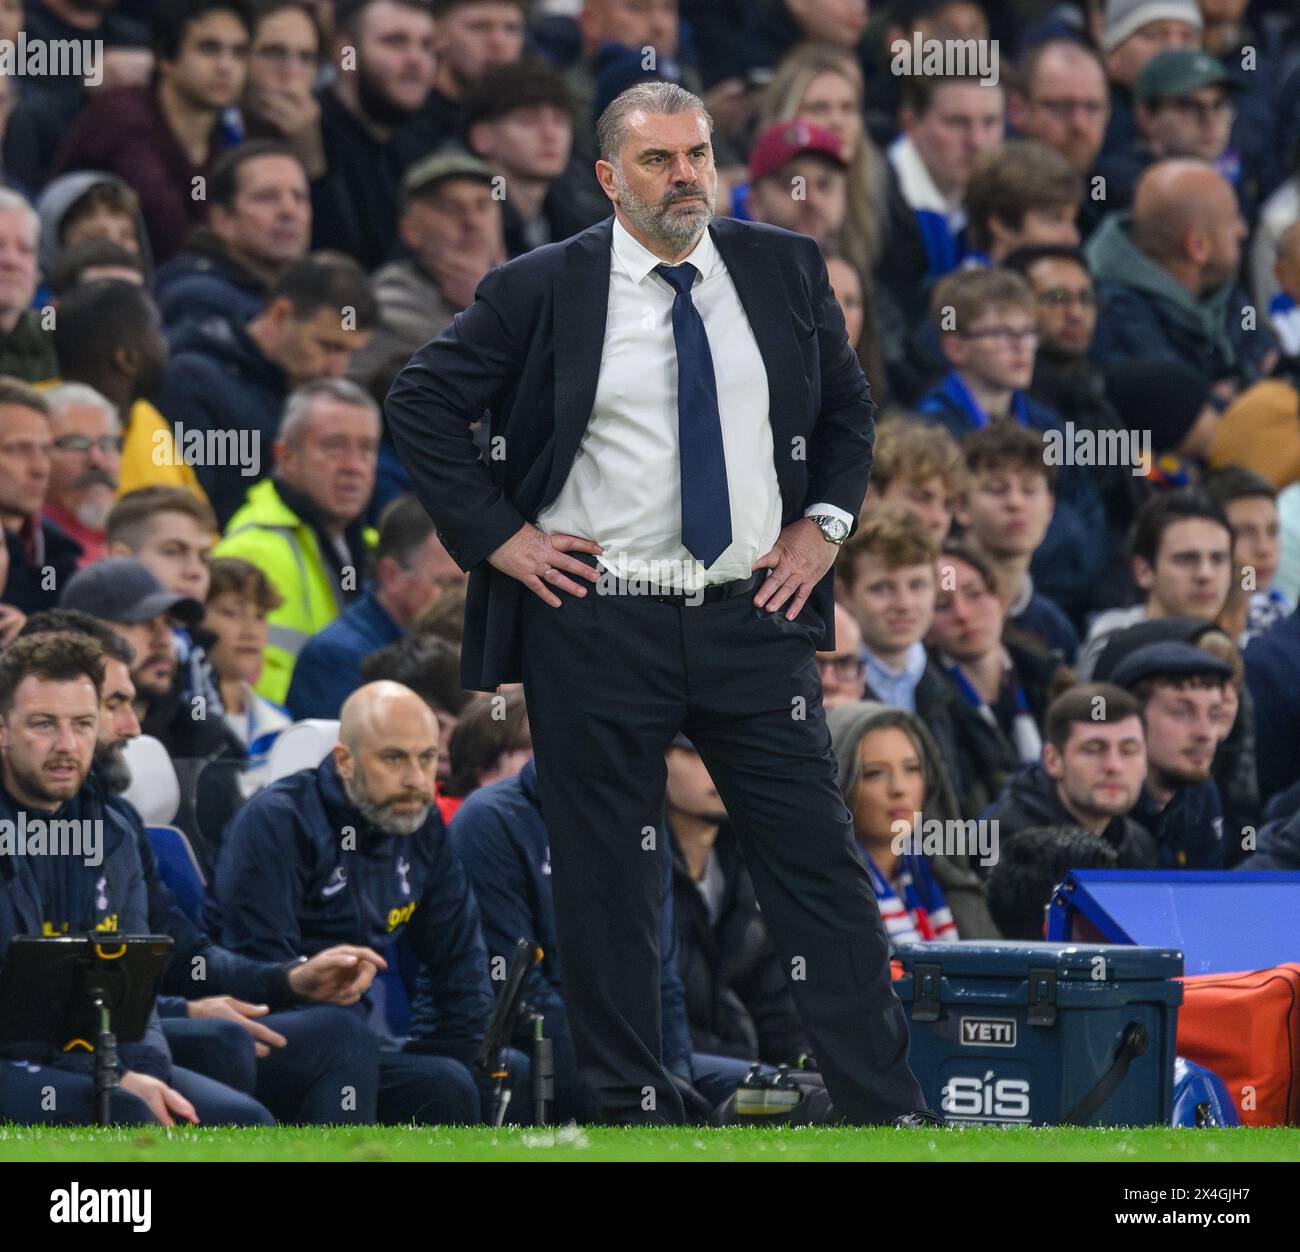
[519,580,925,1124]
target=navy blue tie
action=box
[656,262,732,569]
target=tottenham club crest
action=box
[397,857,412,897]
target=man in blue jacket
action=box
[0,632,270,1125]
[208,680,499,1123]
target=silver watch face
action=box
[819,516,849,544]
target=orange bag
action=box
[1176,965,1300,1127]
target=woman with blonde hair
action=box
[757,42,889,276]
[756,43,890,397]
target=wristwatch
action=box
[808,514,850,545]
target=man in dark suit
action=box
[385,81,933,1126]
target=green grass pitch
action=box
[2,1124,1297,1162]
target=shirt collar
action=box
[611,214,717,288]
[862,640,928,684]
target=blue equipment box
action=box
[1046,870,1300,975]
[895,941,1183,1126]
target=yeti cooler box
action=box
[895,941,1183,1127]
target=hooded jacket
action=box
[153,228,269,338]
[1085,210,1272,386]
[35,170,155,282]
[981,762,1159,869]
[827,700,1000,940]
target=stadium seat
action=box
[147,825,208,927]
[265,719,341,782]
[121,735,181,826]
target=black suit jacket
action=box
[384,214,876,691]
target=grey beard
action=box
[354,796,430,835]
[614,167,715,251]
[341,771,430,835]
[75,492,116,531]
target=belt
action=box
[575,554,762,605]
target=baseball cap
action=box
[1109,641,1232,690]
[400,151,496,210]
[748,119,847,184]
[1101,0,1202,54]
[60,557,204,626]
[1135,50,1241,104]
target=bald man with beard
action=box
[209,680,505,1124]
[1085,158,1276,395]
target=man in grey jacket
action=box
[348,152,504,389]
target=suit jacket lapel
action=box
[543,215,800,517]
[545,216,614,511]
[709,219,800,504]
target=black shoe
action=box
[893,1110,947,1128]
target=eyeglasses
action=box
[1037,287,1096,309]
[1030,98,1107,121]
[1164,96,1233,123]
[959,326,1040,344]
[52,434,124,455]
[816,655,864,680]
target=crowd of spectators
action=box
[3,0,1300,1127]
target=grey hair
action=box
[596,81,713,164]
[43,381,119,429]
[278,378,379,447]
[0,187,39,243]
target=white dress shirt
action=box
[537,216,850,589]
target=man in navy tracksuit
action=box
[0,633,269,1126]
[425,755,751,1120]
[208,681,499,1123]
[19,606,391,1123]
